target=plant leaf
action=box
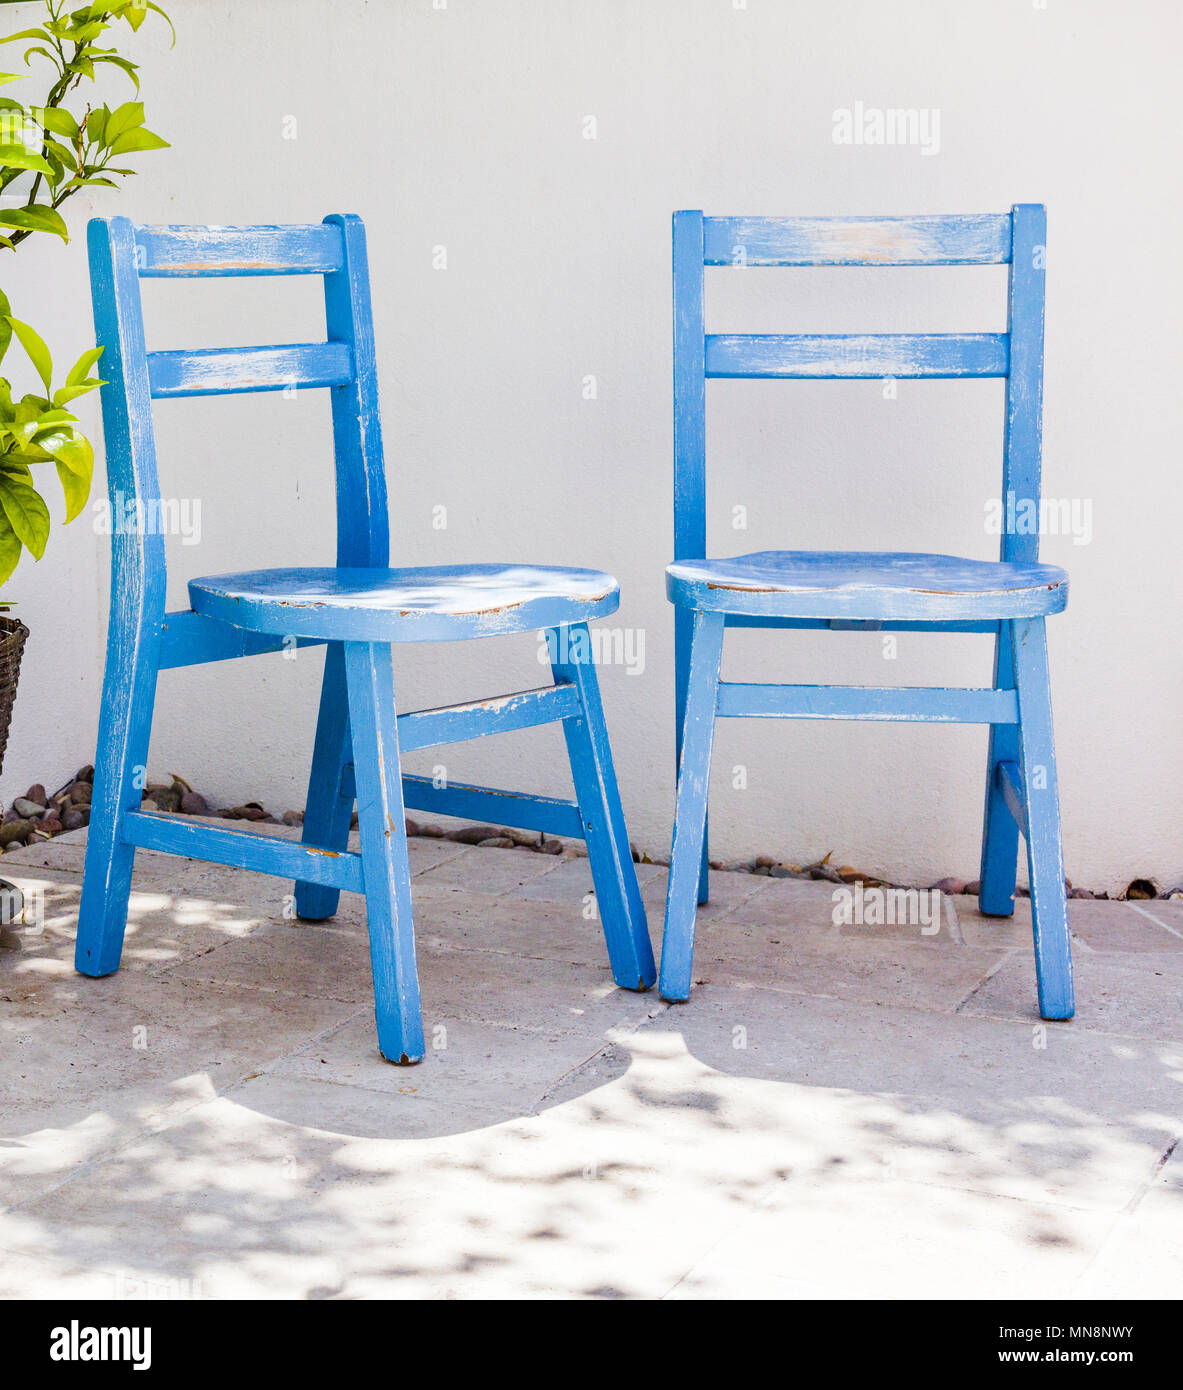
[22,45,59,70]
[0,471,50,558]
[106,125,168,156]
[30,409,81,433]
[104,100,144,142]
[0,509,22,588]
[85,106,108,145]
[37,426,93,481]
[117,3,175,45]
[0,204,69,240]
[43,136,78,175]
[148,2,177,45]
[0,143,54,175]
[0,30,53,47]
[66,346,103,386]
[52,380,103,406]
[0,458,32,483]
[55,458,89,522]
[5,316,52,393]
[39,106,78,138]
[91,53,139,91]
[119,3,147,32]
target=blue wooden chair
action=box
[78,215,654,1063]
[662,207,1074,1021]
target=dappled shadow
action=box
[3,867,1182,1297]
[0,872,278,1000]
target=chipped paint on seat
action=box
[190,564,619,642]
[666,550,1067,621]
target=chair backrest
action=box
[87,215,390,631]
[672,207,1046,567]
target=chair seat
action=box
[190,564,620,643]
[666,550,1068,621]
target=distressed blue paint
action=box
[551,623,655,990]
[979,622,1023,914]
[665,206,1073,1021]
[295,641,355,922]
[344,640,425,1063]
[147,342,354,398]
[1000,206,1047,566]
[702,213,1012,266]
[667,551,1067,622]
[726,615,1002,634]
[398,684,580,753]
[715,682,1018,724]
[159,609,326,668]
[995,758,1028,840]
[659,609,725,1002]
[76,217,166,977]
[188,564,620,644]
[134,222,345,276]
[979,205,1048,917]
[79,216,652,1065]
[296,212,387,920]
[672,209,711,904]
[401,776,585,840]
[704,333,1009,379]
[122,810,365,892]
[1011,618,1073,1018]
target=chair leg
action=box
[295,643,355,920]
[550,623,655,991]
[1011,617,1074,1021]
[659,609,725,1002]
[676,606,711,905]
[343,640,425,1063]
[979,621,1021,916]
[76,625,161,978]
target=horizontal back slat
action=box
[134,223,345,277]
[147,342,354,398]
[704,333,1009,379]
[702,214,1012,266]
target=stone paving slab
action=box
[687,925,1008,1012]
[0,826,1180,1299]
[1,870,272,1001]
[506,854,667,904]
[0,976,358,1215]
[667,1177,1115,1300]
[1073,1138,1183,1298]
[271,1014,613,1117]
[412,843,572,896]
[955,893,1183,956]
[962,949,1183,1042]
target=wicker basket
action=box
[0,615,29,776]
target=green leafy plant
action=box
[0,0,172,585]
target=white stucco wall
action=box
[5,0,1180,894]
